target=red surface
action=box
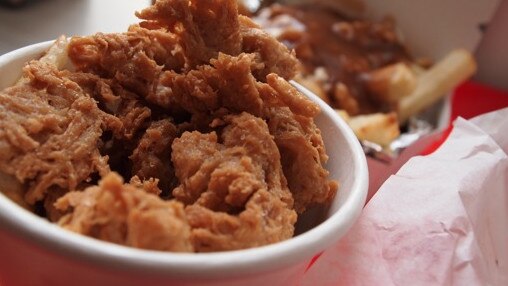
[0,229,307,286]
[421,81,508,155]
[450,81,508,121]
[304,252,324,272]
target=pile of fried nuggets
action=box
[0,0,338,252]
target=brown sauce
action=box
[255,4,412,115]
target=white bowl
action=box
[0,41,368,286]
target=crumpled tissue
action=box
[303,107,508,286]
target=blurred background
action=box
[0,0,151,54]
[0,0,506,90]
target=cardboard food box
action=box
[352,0,505,196]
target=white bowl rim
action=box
[0,40,368,279]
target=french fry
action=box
[410,63,427,77]
[334,109,350,121]
[333,82,359,115]
[398,49,476,123]
[348,112,400,147]
[364,62,417,103]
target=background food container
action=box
[253,0,503,199]
[0,41,368,286]
[355,0,505,197]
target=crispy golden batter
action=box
[239,15,300,81]
[68,26,182,110]
[265,106,337,213]
[186,188,296,252]
[256,74,337,213]
[68,25,185,75]
[0,0,337,252]
[43,187,68,222]
[160,53,263,115]
[172,113,296,251]
[136,0,242,68]
[0,61,110,204]
[130,119,179,195]
[56,173,193,252]
[62,71,153,142]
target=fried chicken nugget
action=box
[56,172,193,252]
[0,61,110,204]
[136,0,242,67]
[172,113,296,252]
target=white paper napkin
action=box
[303,107,508,286]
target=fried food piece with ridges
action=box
[0,61,110,204]
[172,113,296,252]
[56,172,193,252]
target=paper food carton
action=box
[353,0,504,197]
